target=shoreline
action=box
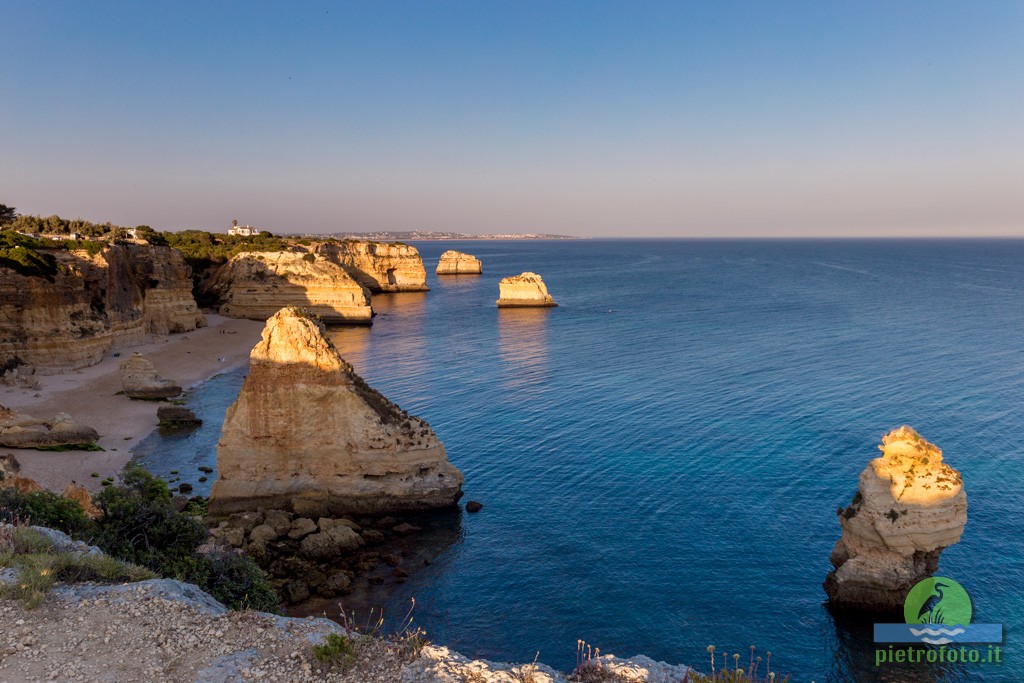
[0,314,264,493]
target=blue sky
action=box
[1,1,1022,236]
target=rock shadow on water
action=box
[285,507,464,628]
[824,608,974,683]
[497,307,551,390]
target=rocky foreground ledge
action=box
[0,576,692,683]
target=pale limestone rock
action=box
[119,353,181,399]
[316,241,428,292]
[0,404,100,449]
[436,250,482,275]
[402,645,692,683]
[209,308,463,515]
[496,272,557,308]
[824,426,967,612]
[211,251,372,323]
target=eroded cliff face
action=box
[436,250,482,275]
[824,426,967,612]
[0,244,205,372]
[209,308,463,516]
[209,252,372,324]
[315,241,428,293]
[496,272,557,307]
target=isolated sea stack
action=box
[209,307,463,516]
[436,250,482,275]
[496,272,557,308]
[211,251,372,324]
[119,353,182,399]
[824,426,967,612]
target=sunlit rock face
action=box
[209,308,463,516]
[315,241,428,293]
[0,244,204,372]
[210,252,372,324]
[496,272,557,308]
[436,250,482,275]
[824,426,967,612]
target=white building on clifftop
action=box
[227,220,257,237]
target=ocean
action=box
[134,239,1024,682]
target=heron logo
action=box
[904,577,971,629]
[874,575,1002,645]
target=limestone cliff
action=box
[209,252,372,324]
[0,244,204,372]
[315,241,428,292]
[496,272,557,307]
[436,250,482,275]
[824,426,967,612]
[209,308,463,516]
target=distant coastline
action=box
[299,230,581,241]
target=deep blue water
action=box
[135,240,1024,682]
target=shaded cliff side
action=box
[315,241,428,293]
[0,244,205,372]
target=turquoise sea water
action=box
[135,239,1024,682]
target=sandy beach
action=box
[0,314,264,493]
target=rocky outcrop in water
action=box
[0,243,204,372]
[209,308,463,516]
[0,404,100,449]
[824,426,967,612]
[315,241,428,292]
[119,353,182,399]
[209,251,373,323]
[436,250,482,275]
[496,272,557,307]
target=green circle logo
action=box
[904,576,972,625]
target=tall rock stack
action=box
[824,426,967,612]
[209,307,463,516]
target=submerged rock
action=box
[496,272,557,308]
[436,250,483,275]
[824,426,967,612]
[157,405,202,427]
[120,353,182,399]
[0,404,100,449]
[209,307,464,516]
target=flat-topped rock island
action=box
[496,272,557,307]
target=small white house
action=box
[228,220,257,237]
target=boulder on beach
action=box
[496,272,557,308]
[436,250,483,275]
[0,405,100,449]
[120,353,182,399]
[824,426,967,612]
[208,307,464,516]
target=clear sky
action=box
[2,1,1022,237]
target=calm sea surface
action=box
[135,239,1024,682]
